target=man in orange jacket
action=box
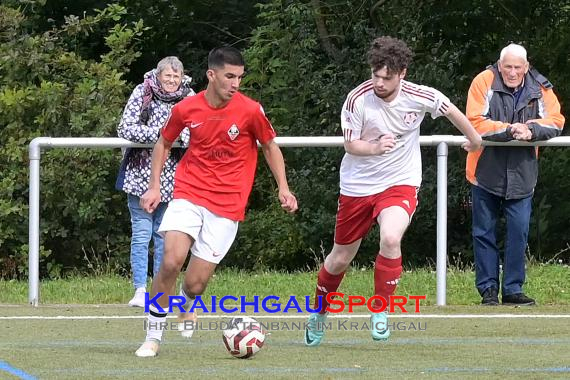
[466,43,565,306]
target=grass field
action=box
[1,305,569,379]
[1,266,569,379]
[1,264,569,305]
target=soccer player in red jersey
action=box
[304,36,482,346]
[135,46,298,357]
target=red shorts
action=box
[334,185,419,245]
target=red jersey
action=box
[161,91,276,221]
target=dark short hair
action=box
[207,46,245,69]
[367,36,413,75]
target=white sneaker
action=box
[177,311,198,338]
[135,339,160,357]
[128,287,146,308]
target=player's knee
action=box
[184,281,207,297]
[380,233,402,252]
[327,252,352,271]
[159,257,184,276]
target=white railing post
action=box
[28,137,51,306]
[436,141,449,306]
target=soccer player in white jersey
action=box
[304,36,482,346]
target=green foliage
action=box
[0,3,145,278]
[239,1,377,269]
[239,0,570,268]
[118,0,262,88]
[1,1,569,279]
[226,204,306,271]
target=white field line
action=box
[1,314,569,320]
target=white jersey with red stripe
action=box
[340,79,450,196]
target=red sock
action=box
[374,254,402,309]
[313,266,345,314]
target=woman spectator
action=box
[116,56,195,307]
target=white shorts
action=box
[158,199,239,264]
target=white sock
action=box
[145,304,166,342]
[180,287,195,311]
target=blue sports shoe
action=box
[304,313,327,346]
[370,312,390,341]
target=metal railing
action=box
[28,136,570,306]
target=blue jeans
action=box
[127,194,167,289]
[471,186,532,296]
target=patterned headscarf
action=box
[140,69,193,122]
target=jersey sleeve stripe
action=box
[439,102,449,113]
[347,83,372,112]
[402,82,436,98]
[402,87,435,103]
[346,81,373,112]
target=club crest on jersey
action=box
[228,124,240,141]
[403,112,419,126]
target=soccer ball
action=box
[222,316,265,359]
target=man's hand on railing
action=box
[510,123,533,141]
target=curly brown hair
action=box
[366,36,413,75]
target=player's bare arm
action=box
[260,139,298,213]
[444,103,482,152]
[344,133,396,156]
[140,135,173,213]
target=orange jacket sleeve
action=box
[466,70,513,141]
[527,87,565,141]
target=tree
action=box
[0,3,146,278]
[2,0,568,278]
[239,0,570,268]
